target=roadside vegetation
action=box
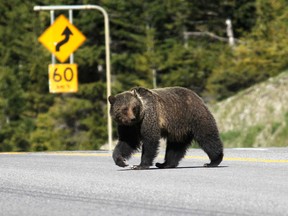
[212,71,288,147]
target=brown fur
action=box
[109,86,224,169]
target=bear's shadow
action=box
[118,165,228,171]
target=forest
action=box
[1,0,288,151]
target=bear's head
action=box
[108,88,150,126]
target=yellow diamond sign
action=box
[38,15,86,63]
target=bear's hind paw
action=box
[156,162,177,169]
[204,162,219,167]
[155,162,166,169]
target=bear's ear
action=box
[132,87,151,97]
[108,95,116,105]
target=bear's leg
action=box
[113,125,141,168]
[113,141,138,167]
[156,141,190,169]
[131,138,159,170]
[196,136,223,167]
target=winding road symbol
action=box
[38,14,86,62]
[56,27,73,52]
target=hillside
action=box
[211,71,288,148]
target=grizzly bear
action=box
[108,87,223,170]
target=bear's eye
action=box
[132,107,138,113]
[122,107,128,113]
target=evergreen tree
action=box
[207,0,288,100]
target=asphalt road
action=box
[0,148,287,216]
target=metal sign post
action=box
[34,5,113,152]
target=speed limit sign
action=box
[48,64,78,93]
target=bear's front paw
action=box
[130,165,149,170]
[115,156,129,167]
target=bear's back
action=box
[149,87,213,140]
[151,87,206,116]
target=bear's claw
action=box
[130,165,149,170]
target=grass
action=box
[220,125,264,148]
[271,122,281,134]
[273,112,288,146]
[242,125,264,147]
[220,130,241,146]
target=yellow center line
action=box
[185,155,288,163]
[223,157,288,163]
[1,152,287,163]
[0,152,112,157]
